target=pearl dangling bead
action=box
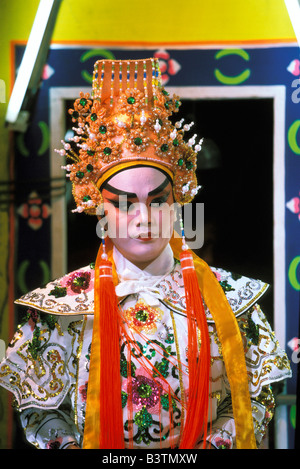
[191,185,202,196]
[55,149,66,156]
[140,110,147,125]
[154,119,161,133]
[184,121,195,132]
[61,140,71,151]
[72,205,85,213]
[175,118,184,129]
[195,137,204,152]
[116,118,126,128]
[72,126,84,135]
[86,200,95,207]
[170,128,177,139]
[182,183,190,193]
[188,134,197,147]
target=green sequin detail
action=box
[186,161,193,170]
[72,111,79,119]
[120,359,136,378]
[160,394,177,412]
[165,333,174,344]
[76,171,84,179]
[25,311,58,360]
[49,286,67,298]
[153,358,169,378]
[90,113,97,121]
[134,407,153,429]
[220,280,235,292]
[28,327,41,360]
[137,383,153,398]
[83,195,91,202]
[231,272,242,281]
[134,137,143,146]
[160,394,170,411]
[103,147,112,155]
[245,315,260,346]
[172,138,179,147]
[80,98,87,106]
[86,164,93,172]
[42,314,57,330]
[136,310,148,322]
[99,125,107,134]
[73,276,87,288]
[127,96,136,104]
[177,158,184,166]
[121,391,128,409]
[161,144,168,152]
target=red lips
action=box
[137,233,153,241]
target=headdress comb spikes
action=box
[55,58,203,214]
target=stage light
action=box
[5,0,62,132]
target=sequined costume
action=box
[0,244,291,449]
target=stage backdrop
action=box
[10,43,300,448]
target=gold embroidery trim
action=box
[74,316,88,430]
[169,309,185,439]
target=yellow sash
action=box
[170,236,257,449]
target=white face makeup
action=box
[100,166,175,269]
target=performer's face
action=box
[101,167,175,269]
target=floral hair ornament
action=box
[55,58,203,215]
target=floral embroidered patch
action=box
[122,367,181,445]
[61,271,93,295]
[123,300,164,334]
[244,314,260,346]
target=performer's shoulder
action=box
[173,259,270,320]
[15,264,95,316]
[208,265,270,318]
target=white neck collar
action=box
[113,244,174,280]
[113,244,175,304]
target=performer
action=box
[0,58,291,450]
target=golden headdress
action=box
[55,58,203,214]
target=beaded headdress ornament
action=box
[55,58,202,213]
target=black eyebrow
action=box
[104,177,170,199]
[103,183,136,198]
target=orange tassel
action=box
[179,250,211,449]
[83,245,124,449]
[97,256,124,448]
